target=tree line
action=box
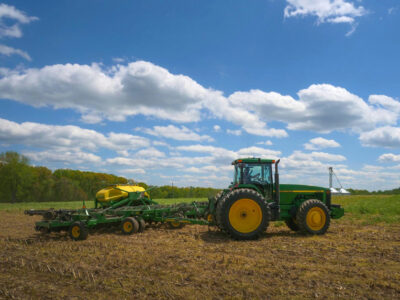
[0,152,220,203]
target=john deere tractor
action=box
[212,158,344,240]
[25,157,344,241]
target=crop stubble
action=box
[0,212,399,299]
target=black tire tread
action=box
[216,188,270,240]
[296,199,330,235]
[121,217,139,235]
[138,218,146,233]
[285,218,300,231]
[68,221,88,241]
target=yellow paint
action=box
[123,221,132,232]
[280,190,324,193]
[228,198,262,233]
[96,185,149,203]
[207,214,213,222]
[169,221,181,228]
[306,207,326,231]
[71,225,80,238]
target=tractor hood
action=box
[279,184,328,192]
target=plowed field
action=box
[0,209,399,299]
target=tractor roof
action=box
[232,158,276,165]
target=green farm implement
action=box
[25,158,344,240]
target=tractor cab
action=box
[232,158,277,201]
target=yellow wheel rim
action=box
[306,207,326,231]
[228,198,262,233]
[169,221,181,228]
[123,221,132,232]
[71,226,80,238]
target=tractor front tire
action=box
[296,199,330,235]
[216,189,270,240]
[121,217,139,235]
[69,222,88,241]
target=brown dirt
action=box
[0,212,399,299]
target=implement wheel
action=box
[166,221,185,229]
[296,199,330,235]
[121,217,139,235]
[69,222,88,241]
[285,217,300,231]
[216,189,270,240]
[138,218,146,233]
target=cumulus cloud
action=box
[288,150,346,162]
[284,0,367,24]
[360,126,400,148]
[24,150,102,165]
[0,117,150,152]
[229,84,396,133]
[0,61,397,140]
[304,137,340,150]
[176,144,281,161]
[138,125,213,142]
[0,61,287,137]
[369,95,400,113]
[378,153,400,163]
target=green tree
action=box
[0,151,32,203]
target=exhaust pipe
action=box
[275,159,280,207]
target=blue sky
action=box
[0,0,399,190]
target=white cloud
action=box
[0,61,209,123]
[119,168,146,175]
[229,84,396,133]
[226,129,242,136]
[0,61,287,137]
[378,153,400,163]
[24,150,101,165]
[139,125,213,142]
[369,95,400,113]
[213,125,221,132]
[0,4,37,60]
[388,7,397,15]
[135,147,166,158]
[237,146,281,159]
[284,0,367,24]
[112,57,125,63]
[360,126,400,148]
[0,3,38,38]
[257,140,273,146]
[0,44,31,60]
[175,144,281,166]
[0,117,150,153]
[288,150,346,162]
[0,61,397,141]
[304,137,340,150]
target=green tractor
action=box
[25,157,344,241]
[211,158,344,240]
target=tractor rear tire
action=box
[121,217,139,235]
[138,218,146,233]
[285,218,300,231]
[69,222,88,241]
[216,189,270,240]
[296,199,330,235]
